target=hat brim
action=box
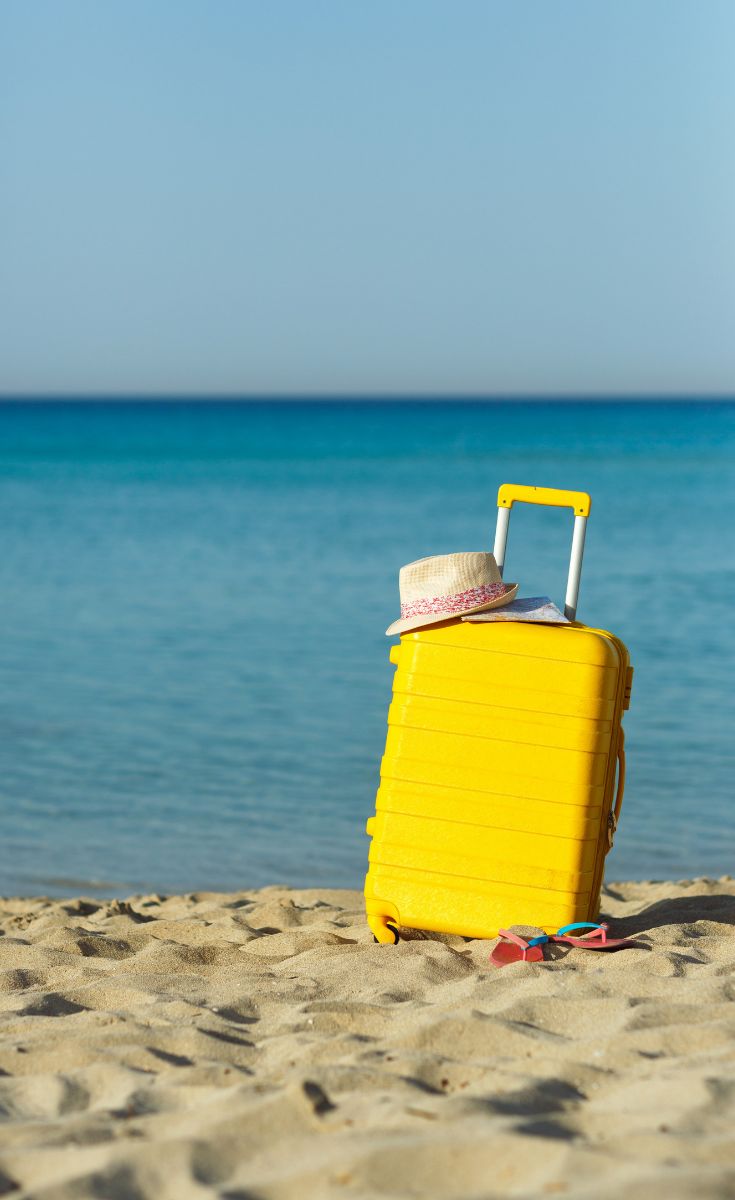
[385,582,519,637]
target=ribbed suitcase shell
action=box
[365,618,632,941]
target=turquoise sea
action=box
[0,400,733,897]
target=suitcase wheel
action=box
[370,919,400,945]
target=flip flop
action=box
[490,929,547,967]
[549,922,640,950]
[490,922,641,967]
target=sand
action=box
[1,878,734,1200]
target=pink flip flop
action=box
[490,929,546,967]
[490,922,641,967]
[549,922,639,950]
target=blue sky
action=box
[2,1,734,396]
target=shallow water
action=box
[1,399,733,895]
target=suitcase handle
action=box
[493,483,591,620]
[497,484,591,517]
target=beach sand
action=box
[1,878,734,1199]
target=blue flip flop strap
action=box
[556,922,603,937]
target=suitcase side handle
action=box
[494,483,591,621]
[606,729,626,852]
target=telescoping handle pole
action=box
[493,484,592,622]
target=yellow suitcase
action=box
[365,484,633,943]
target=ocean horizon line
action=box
[1,393,734,406]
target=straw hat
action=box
[386,552,518,636]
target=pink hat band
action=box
[400,581,511,621]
